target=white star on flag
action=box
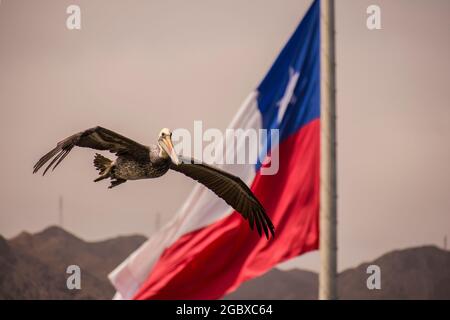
[277,67,299,124]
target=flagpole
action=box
[319,0,337,300]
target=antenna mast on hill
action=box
[155,212,161,233]
[58,195,64,228]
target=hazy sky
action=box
[0,0,449,272]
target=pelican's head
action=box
[158,128,180,165]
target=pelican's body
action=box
[33,126,275,238]
[114,146,170,180]
[95,145,171,187]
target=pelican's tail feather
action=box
[93,153,113,182]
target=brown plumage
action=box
[33,126,275,238]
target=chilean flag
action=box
[110,0,320,300]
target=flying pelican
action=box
[33,126,274,239]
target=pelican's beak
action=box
[160,135,181,165]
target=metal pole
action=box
[319,0,337,300]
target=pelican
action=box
[33,126,274,238]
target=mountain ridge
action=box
[1,226,449,299]
[2,226,147,299]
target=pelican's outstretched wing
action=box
[170,157,275,239]
[33,126,149,175]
